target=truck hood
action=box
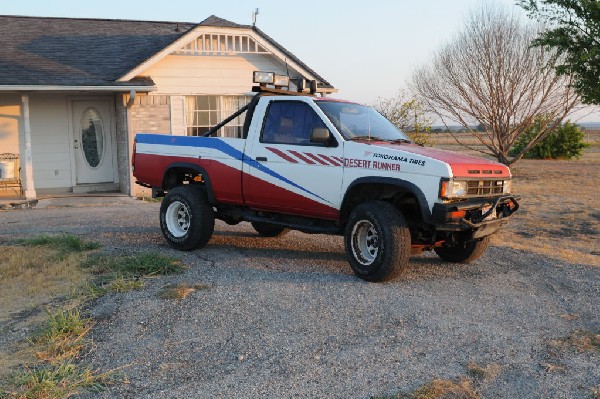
[373,142,511,178]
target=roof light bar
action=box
[253,71,290,88]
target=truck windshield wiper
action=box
[347,136,386,142]
[387,138,412,144]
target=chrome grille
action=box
[466,180,505,196]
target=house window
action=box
[186,95,251,137]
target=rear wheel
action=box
[251,221,289,237]
[434,236,491,263]
[160,186,214,251]
[344,201,411,282]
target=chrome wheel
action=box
[350,219,379,266]
[165,200,190,238]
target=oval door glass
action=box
[81,108,104,168]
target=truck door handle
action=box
[256,157,268,162]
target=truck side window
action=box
[261,101,328,145]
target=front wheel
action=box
[434,236,491,263]
[160,186,215,251]
[344,201,411,282]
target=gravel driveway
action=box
[1,196,598,398]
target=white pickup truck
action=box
[133,73,518,281]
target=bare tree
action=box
[373,90,434,145]
[411,2,579,165]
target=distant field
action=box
[427,129,600,157]
[433,130,600,267]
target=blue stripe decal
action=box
[136,134,330,203]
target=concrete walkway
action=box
[0,193,137,210]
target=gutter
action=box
[0,85,157,92]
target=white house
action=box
[0,15,335,198]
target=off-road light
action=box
[273,74,290,87]
[253,71,274,84]
[253,71,290,87]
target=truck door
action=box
[243,99,344,220]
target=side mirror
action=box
[310,127,331,144]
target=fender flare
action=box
[163,162,217,204]
[342,177,433,224]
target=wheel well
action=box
[162,167,201,190]
[161,166,216,204]
[341,183,426,229]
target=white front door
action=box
[71,100,115,184]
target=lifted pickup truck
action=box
[133,73,518,281]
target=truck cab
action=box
[133,72,518,282]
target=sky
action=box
[3,0,598,121]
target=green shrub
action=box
[510,120,589,160]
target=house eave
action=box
[0,85,157,92]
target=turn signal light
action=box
[449,210,466,219]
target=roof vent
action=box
[175,23,181,32]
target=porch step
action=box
[72,183,119,194]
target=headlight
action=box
[440,179,468,199]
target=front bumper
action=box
[432,195,519,238]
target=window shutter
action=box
[170,96,186,136]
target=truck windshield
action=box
[316,101,411,142]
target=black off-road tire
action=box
[344,201,411,282]
[160,186,215,251]
[434,236,491,263]
[251,221,289,237]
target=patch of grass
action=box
[550,329,600,353]
[1,235,183,398]
[84,252,184,278]
[373,378,479,399]
[465,362,500,381]
[0,245,90,324]
[411,379,479,399]
[159,283,210,300]
[4,362,110,399]
[107,276,145,293]
[118,252,183,276]
[17,234,100,259]
[31,308,92,363]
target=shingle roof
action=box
[0,14,333,89]
[0,15,196,86]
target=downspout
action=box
[21,94,36,199]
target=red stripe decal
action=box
[332,156,344,164]
[289,150,316,164]
[318,154,341,166]
[304,152,329,165]
[266,147,298,163]
[243,173,339,220]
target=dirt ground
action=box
[436,130,600,267]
